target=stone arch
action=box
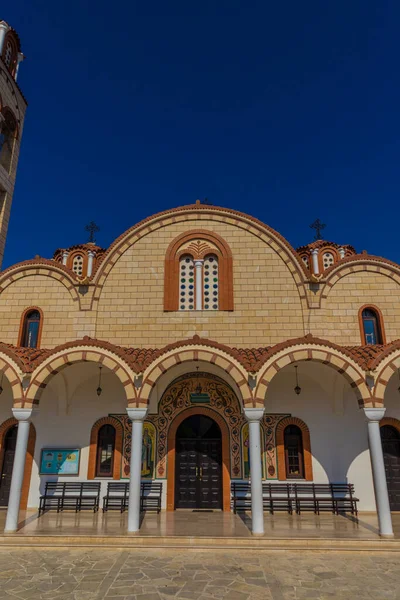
[87,416,124,480]
[166,406,231,511]
[24,344,138,408]
[139,343,253,407]
[275,416,313,481]
[368,346,400,405]
[164,229,233,311]
[91,204,309,310]
[0,261,80,306]
[0,351,24,407]
[254,341,370,407]
[0,417,36,510]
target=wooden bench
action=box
[292,483,358,515]
[231,482,358,516]
[102,481,163,513]
[141,481,162,513]
[39,482,101,514]
[231,482,292,514]
[102,482,129,512]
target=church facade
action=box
[0,20,399,537]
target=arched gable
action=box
[0,261,80,305]
[91,204,309,309]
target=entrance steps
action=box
[0,534,399,551]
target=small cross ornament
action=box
[85,221,100,244]
[309,218,326,240]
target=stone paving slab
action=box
[0,548,398,599]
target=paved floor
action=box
[0,547,398,599]
[6,509,400,540]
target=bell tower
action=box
[0,20,27,267]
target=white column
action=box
[127,407,148,533]
[244,407,265,535]
[364,407,394,537]
[14,53,24,82]
[62,251,69,265]
[4,408,34,533]
[87,250,95,277]
[194,259,203,310]
[0,22,9,55]
[311,249,319,275]
[338,247,345,259]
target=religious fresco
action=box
[141,422,156,478]
[111,378,290,481]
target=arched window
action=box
[165,230,233,311]
[96,425,116,477]
[72,254,84,277]
[179,255,195,311]
[203,254,219,310]
[322,252,335,270]
[2,35,17,76]
[300,254,310,269]
[0,109,17,172]
[20,309,42,348]
[284,425,304,479]
[361,307,384,345]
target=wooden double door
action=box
[175,415,222,510]
[381,425,400,511]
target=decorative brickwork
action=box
[87,417,123,480]
[24,344,138,408]
[254,340,370,408]
[0,417,35,510]
[275,416,313,481]
[140,342,253,407]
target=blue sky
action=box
[3,1,400,267]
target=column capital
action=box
[310,249,319,256]
[127,407,148,422]
[364,407,386,423]
[87,249,96,258]
[11,408,35,422]
[244,407,265,422]
[194,259,204,266]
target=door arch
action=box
[381,425,400,511]
[167,407,231,511]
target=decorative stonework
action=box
[152,372,243,478]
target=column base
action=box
[379,532,395,538]
[251,532,264,537]
[4,529,17,534]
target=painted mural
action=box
[111,373,290,480]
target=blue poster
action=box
[40,448,80,475]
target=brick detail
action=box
[275,416,313,481]
[87,416,123,480]
[166,407,231,511]
[0,418,36,510]
[254,343,369,408]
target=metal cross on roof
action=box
[309,218,326,241]
[85,221,100,243]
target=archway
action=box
[174,414,222,510]
[167,406,231,511]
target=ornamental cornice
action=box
[0,258,79,285]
